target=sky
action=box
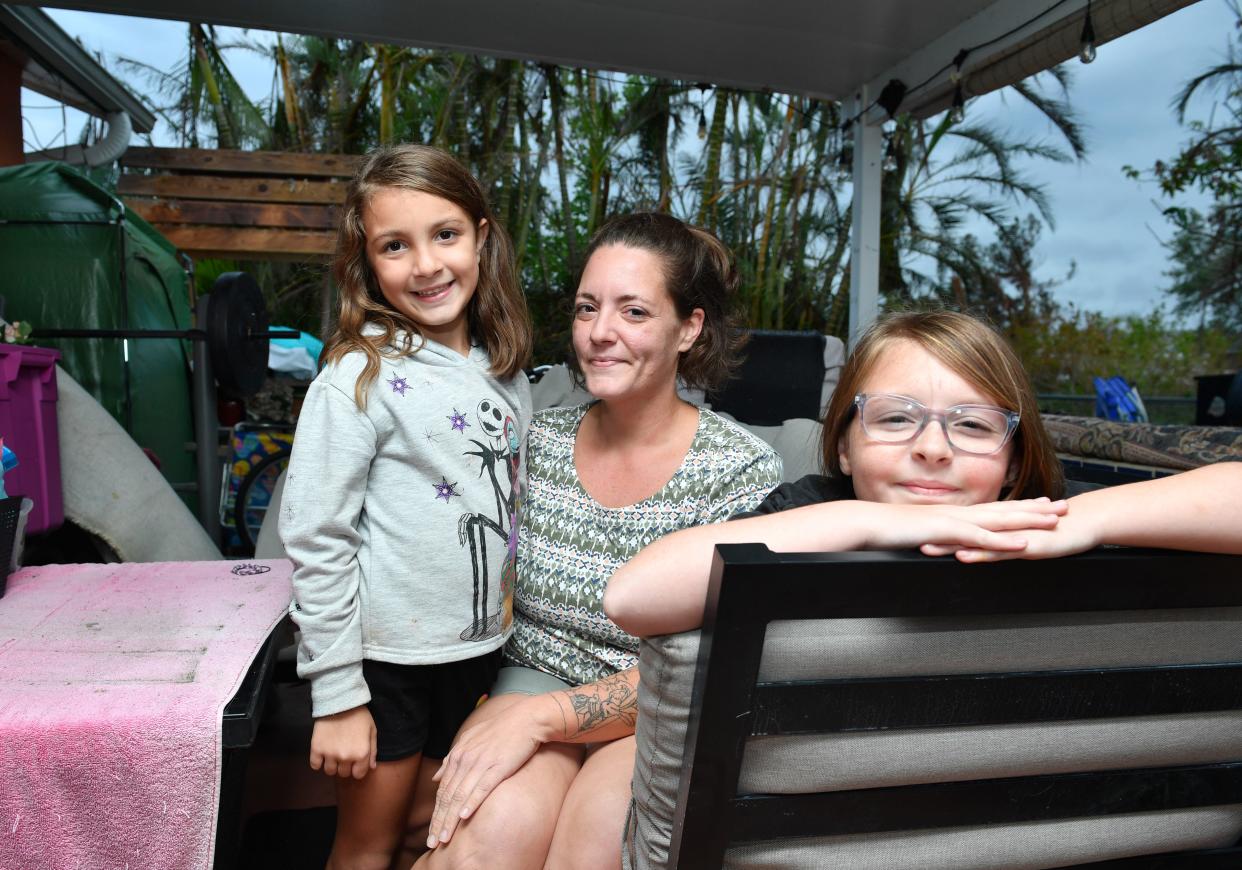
[20,1,1237,318]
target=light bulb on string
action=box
[949,83,966,124]
[1079,1,1097,63]
[836,144,853,183]
[697,108,708,140]
[882,138,898,172]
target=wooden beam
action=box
[127,198,339,230]
[121,146,362,178]
[154,225,336,258]
[119,174,347,205]
[0,51,22,167]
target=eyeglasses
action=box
[853,393,1020,455]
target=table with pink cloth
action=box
[0,559,293,870]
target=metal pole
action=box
[848,86,883,349]
[192,295,221,546]
[116,214,134,434]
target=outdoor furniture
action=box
[626,546,1242,869]
[706,330,845,427]
[0,559,292,869]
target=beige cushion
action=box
[626,611,1242,869]
[737,418,823,483]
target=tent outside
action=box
[0,161,197,504]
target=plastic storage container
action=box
[0,344,63,534]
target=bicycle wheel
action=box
[233,448,292,556]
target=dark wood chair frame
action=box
[669,545,1242,869]
[214,625,282,869]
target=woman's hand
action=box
[427,693,561,849]
[309,705,377,779]
[863,497,1067,554]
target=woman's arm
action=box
[604,497,1067,637]
[941,463,1242,561]
[427,668,640,847]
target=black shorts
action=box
[362,650,502,762]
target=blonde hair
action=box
[820,310,1064,500]
[322,144,532,408]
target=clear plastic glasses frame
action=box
[853,393,1020,455]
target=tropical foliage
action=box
[1014,306,1233,398]
[109,29,1101,364]
[1127,0,1242,332]
[115,25,1239,406]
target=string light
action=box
[836,132,853,182]
[697,108,708,139]
[949,83,966,124]
[1079,0,1097,64]
[838,0,1079,129]
[882,138,898,171]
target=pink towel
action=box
[0,560,292,869]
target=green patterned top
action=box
[506,403,783,685]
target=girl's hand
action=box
[864,497,1067,554]
[923,502,1099,562]
[427,694,559,849]
[309,705,377,779]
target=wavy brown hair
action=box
[819,310,1064,500]
[322,144,532,408]
[568,212,745,392]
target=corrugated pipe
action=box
[83,110,133,167]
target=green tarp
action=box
[0,161,196,503]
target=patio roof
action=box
[11,0,1201,336]
[1,3,153,131]
[17,0,1195,116]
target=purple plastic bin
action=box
[0,345,63,534]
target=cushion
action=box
[1042,414,1242,470]
[626,610,1242,869]
[738,418,823,483]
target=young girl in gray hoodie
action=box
[280,144,532,870]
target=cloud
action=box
[957,0,1234,316]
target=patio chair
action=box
[706,330,844,426]
[627,545,1242,869]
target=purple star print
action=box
[433,477,460,503]
[387,375,409,396]
[448,408,470,432]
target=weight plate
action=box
[208,272,270,397]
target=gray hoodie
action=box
[280,332,531,717]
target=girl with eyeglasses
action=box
[605,310,1242,637]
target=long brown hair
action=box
[569,212,745,392]
[322,144,532,408]
[819,310,1064,500]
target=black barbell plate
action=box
[208,272,270,398]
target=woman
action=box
[414,213,783,869]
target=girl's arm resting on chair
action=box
[605,497,1066,637]
[427,667,640,846]
[942,463,1242,562]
